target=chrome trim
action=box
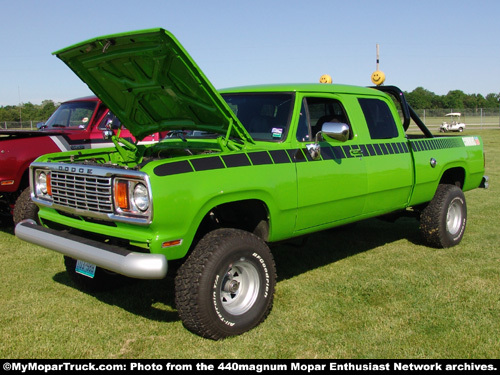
[51,171,113,213]
[30,162,153,225]
[15,220,167,279]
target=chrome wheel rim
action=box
[220,258,260,315]
[447,199,462,235]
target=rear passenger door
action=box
[357,97,414,215]
[294,95,368,232]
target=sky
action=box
[1,0,499,106]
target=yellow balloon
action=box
[319,74,332,84]
[371,70,385,86]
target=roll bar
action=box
[371,85,433,138]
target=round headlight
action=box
[133,183,149,212]
[37,172,47,195]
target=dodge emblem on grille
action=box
[57,166,93,174]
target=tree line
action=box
[404,87,499,111]
[0,100,58,122]
[1,87,499,122]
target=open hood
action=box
[53,28,252,142]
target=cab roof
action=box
[219,83,382,96]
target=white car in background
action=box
[440,112,466,132]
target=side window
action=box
[98,111,122,130]
[296,100,309,142]
[296,97,350,142]
[358,98,399,139]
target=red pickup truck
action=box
[0,96,161,224]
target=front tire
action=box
[175,228,276,340]
[420,184,467,248]
[13,187,39,226]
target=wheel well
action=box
[19,169,30,191]
[195,200,270,243]
[440,167,465,189]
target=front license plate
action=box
[75,260,97,278]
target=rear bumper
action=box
[15,220,167,279]
[480,175,489,189]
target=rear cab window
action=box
[358,98,399,139]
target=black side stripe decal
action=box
[191,156,224,171]
[248,151,273,165]
[154,160,193,176]
[222,153,251,168]
[153,138,465,177]
[269,150,291,163]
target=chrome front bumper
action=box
[15,220,167,279]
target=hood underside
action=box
[53,28,251,142]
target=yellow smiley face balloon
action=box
[371,70,385,86]
[319,74,332,84]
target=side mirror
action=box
[102,120,114,140]
[321,122,350,142]
[102,129,114,139]
[306,122,350,160]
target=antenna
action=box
[371,44,385,86]
[18,85,22,127]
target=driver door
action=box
[294,95,367,233]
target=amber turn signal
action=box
[115,180,129,210]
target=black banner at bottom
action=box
[2,359,498,374]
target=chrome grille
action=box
[50,171,113,214]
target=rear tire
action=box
[420,184,467,248]
[175,228,276,340]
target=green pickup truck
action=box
[15,29,488,340]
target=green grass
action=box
[1,130,499,359]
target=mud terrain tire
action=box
[420,184,467,248]
[13,187,39,226]
[175,228,276,340]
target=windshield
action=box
[221,93,294,141]
[43,101,98,129]
[164,93,294,142]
